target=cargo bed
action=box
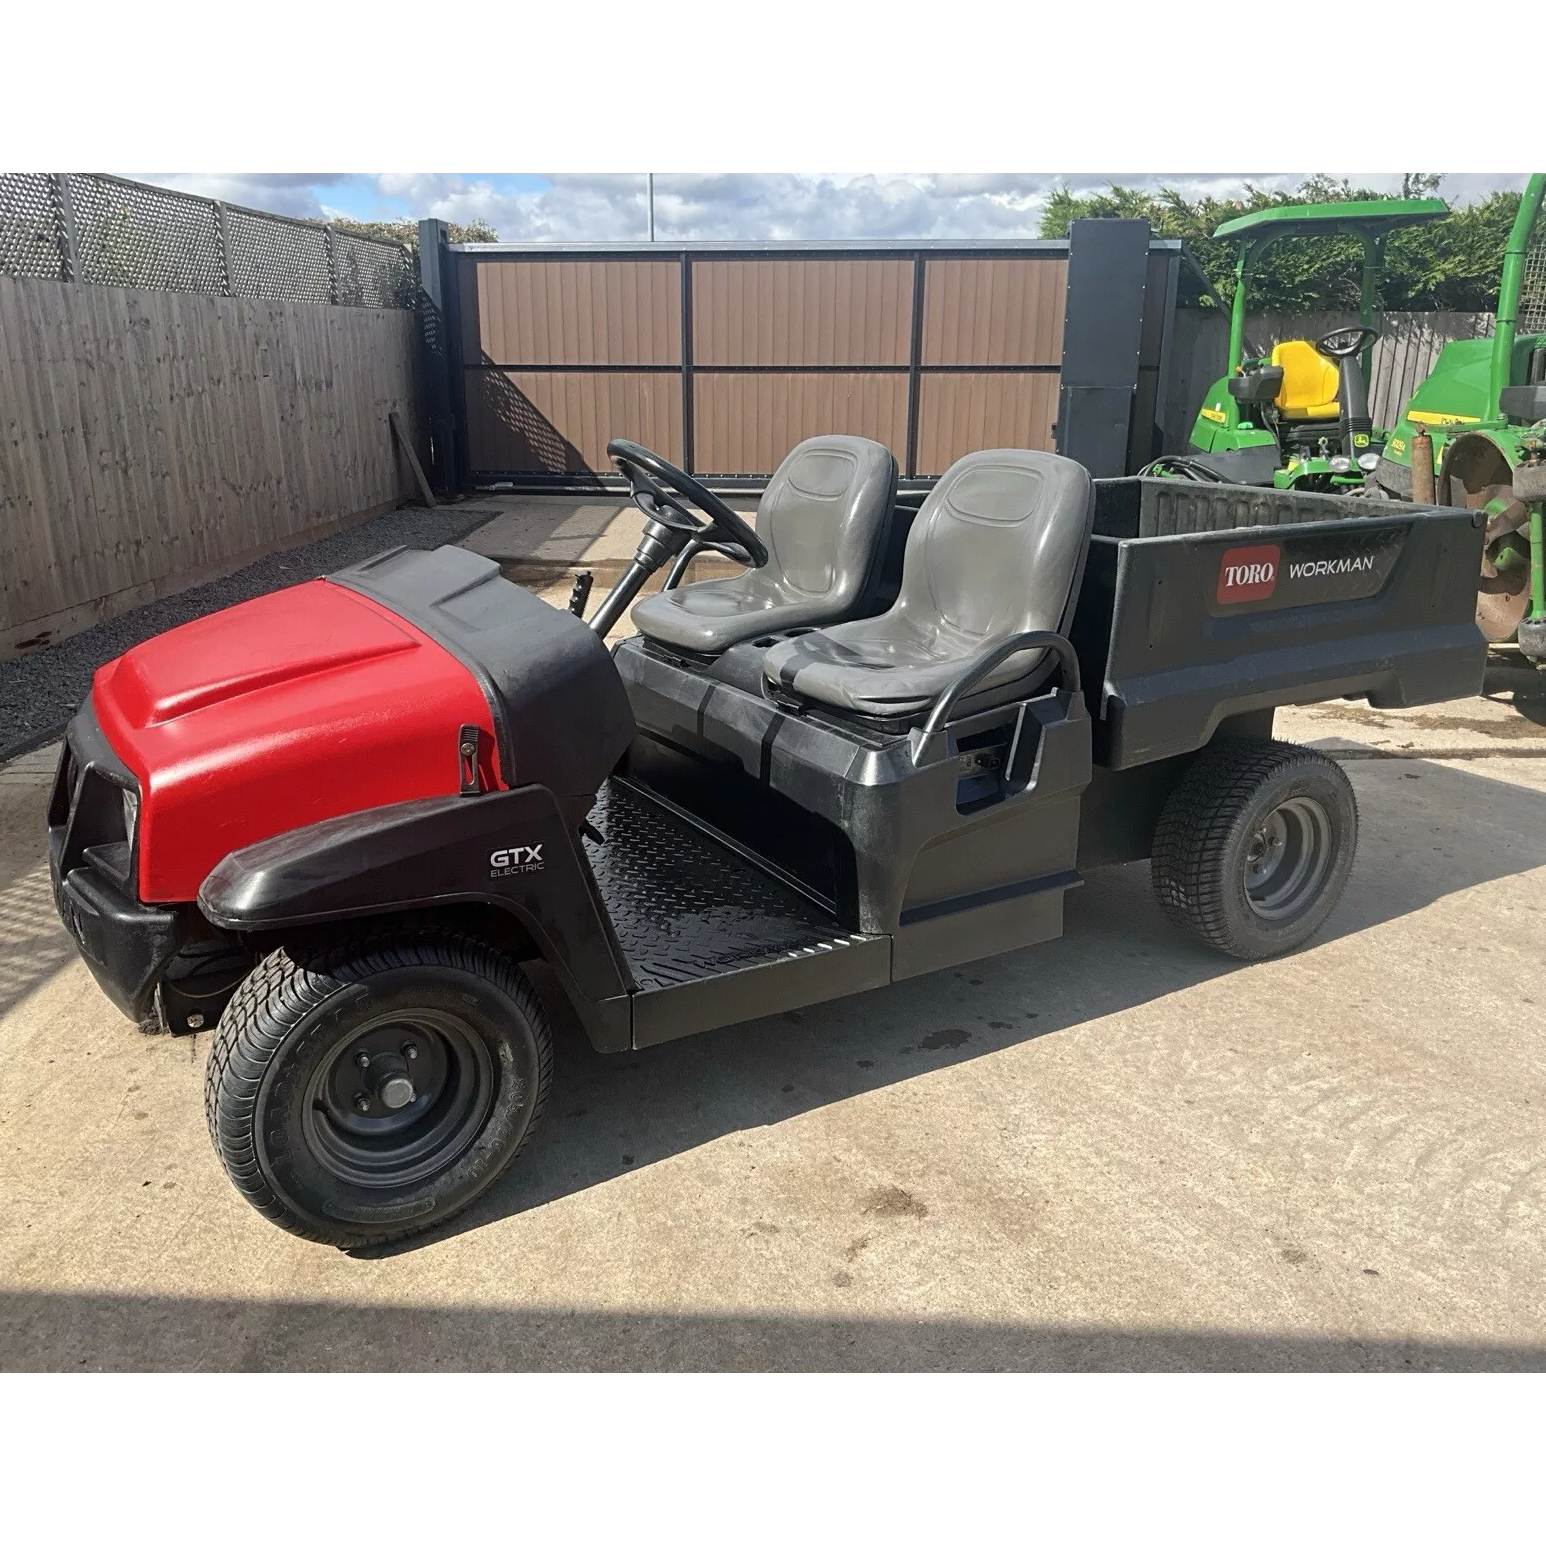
[1070,478,1487,769]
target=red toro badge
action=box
[1216,543,1280,604]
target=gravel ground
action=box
[0,501,505,764]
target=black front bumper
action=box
[48,706,191,1022]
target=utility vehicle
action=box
[1166,196,1449,493]
[1372,174,1546,657]
[49,436,1486,1246]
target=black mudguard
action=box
[198,785,633,1052]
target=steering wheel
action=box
[1316,325,1379,360]
[607,439,768,568]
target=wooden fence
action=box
[0,275,421,657]
[1159,309,1496,453]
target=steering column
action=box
[584,439,769,637]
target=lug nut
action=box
[356,1051,372,1069]
[353,1094,372,1113]
[402,1042,418,1060]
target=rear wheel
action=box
[1446,437,1530,642]
[1151,739,1358,960]
[205,931,552,1248]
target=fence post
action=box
[214,201,234,297]
[53,174,80,282]
[324,225,339,304]
[417,218,459,497]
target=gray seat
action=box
[630,435,897,654]
[761,449,1093,720]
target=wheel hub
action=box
[1244,796,1333,923]
[302,1009,494,1189]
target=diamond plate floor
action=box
[585,780,861,993]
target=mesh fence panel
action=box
[0,173,414,308]
[1517,221,1546,336]
[69,174,226,293]
[332,229,416,308]
[0,174,65,280]
[225,207,332,303]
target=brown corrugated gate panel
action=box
[920,258,1067,366]
[694,374,909,474]
[464,370,682,473]
[913,374,1059,476]
[459,258,681,365]
[693,260,912,365]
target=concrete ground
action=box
[460,491,755,634]
[2,497,1544,1371]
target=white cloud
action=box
[129,173,354,218]
[128,172,1534,241]
[378,172,1531,243]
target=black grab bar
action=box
[917,630,1082,747]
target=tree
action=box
[1039,176,1521,313]
[328,216,499,250]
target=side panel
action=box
[198,786,634,1052]
[632,937,891,1049]
[1095,509,1486,769]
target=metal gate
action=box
[418,221,1186,490]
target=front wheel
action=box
[1151,739,1358,960]
[205,931,552,1248]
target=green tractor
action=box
[1165,196,1449,493]
[1375,174,1546,657]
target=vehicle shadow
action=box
[3,1286,1541,1372]
[1483,648,1546,729]
[377,752,1546,1255]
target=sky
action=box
[133,173,1533,242]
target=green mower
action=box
[1374,174,1546,656]
[1161,196,1447,494]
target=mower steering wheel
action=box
[607,439,769,568]
[1316,326,1379,360]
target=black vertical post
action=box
[417,218,459,497]
[1152,248,1181,454]
[445,240,471,492]
[680,254,695,473]
[1055,218,1150,477]
[904,252,926,479]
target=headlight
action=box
[1329,456,1353,473]
[122,787,139,848]
[1357,451,1381,473]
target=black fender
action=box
[198,785,633,1051]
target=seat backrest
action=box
[1270,339,1340,419]
[891,448,1093,648]
[747,435,897,604]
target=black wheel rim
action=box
[1243,795,1333,923]
[302,1009,495,1189]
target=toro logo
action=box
[489,843,544,877]
[1216,543,1280,604]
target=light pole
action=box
[647,173,655,241]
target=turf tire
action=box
[205,930,552,1248]
[1151,738,1357,960]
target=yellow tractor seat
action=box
[1270,339,1340,420]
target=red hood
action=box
[94,579,500,902]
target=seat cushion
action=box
[631,435,897,653]
[763,448,1092,719]
[1270,339,1340,420]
